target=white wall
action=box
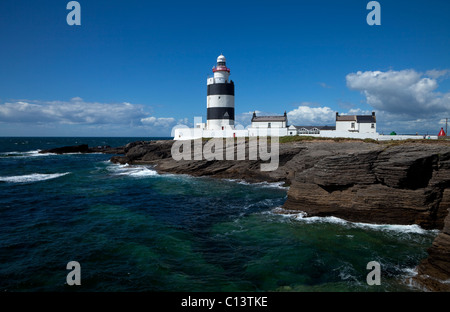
[359,122,376,133]
[213,71,230,82]
[298,131,379,140]
[174,128,248,140]
[336,121,376,133]
[248,127,288,137]
[207,95,234,108]
[251,121,286,128]
[336,120,356,132]
[174,127,289,140]
[378,135,438,141]
[174,127,438,141]
[207,119,234,131]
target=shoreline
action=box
[39,138,450,291]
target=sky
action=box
[0,0,449,137]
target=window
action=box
[351,122,355,128]
[371,123,375,128]
[268,123,271,128]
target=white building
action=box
[251,111,287,128]
[335,112,377,134]
[247,111,288,137]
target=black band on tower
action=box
[207,83,235,96]
[207,107,235,120]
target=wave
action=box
[0,150,105,158]
[0,150,55,158]
[0,172,70,183]
[107,163,159,177]
[224,179,289,190]
[268,207,438,235]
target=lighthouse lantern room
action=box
[206,54,235,130]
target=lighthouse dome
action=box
[217,54,226,63]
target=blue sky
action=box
[0,0,449,136]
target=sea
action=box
[0,137,438,292]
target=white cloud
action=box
[287,105,335,126]
[318,82,333,89]
[372,110,442,135]
[141,116,176,127]
[0,98,150,125]
[425,69,449,79]
[235,110,262,127]
[346,69,450,116]
[0,97,181,136]
[345,69,450,133]
[346,108,372,115]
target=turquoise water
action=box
[0,137,437,291]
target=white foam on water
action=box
[107,163,159,177]
[27,150,54,156]
[127,167,159,177]
[0,172,70,183]
[0,150,55,158]
[268,207,438,234]
[224,179,289,190]
[62,152,103,155]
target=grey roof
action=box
[336,114,376,123]
[356,115,376,123]
[318,125,336,130]
[252,115,287,122]
[336,115,356,122]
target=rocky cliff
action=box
[282,142,450,230]
[108,138,450,291]
[413,195,450,291]
[43,138,450,290]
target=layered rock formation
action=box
[110,139,303,183]
[283,143,450,229]
[413,193,450,291]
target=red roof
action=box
[438,128,446,136]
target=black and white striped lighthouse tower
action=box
[206,54,235,130]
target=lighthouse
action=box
[206,54,235,130]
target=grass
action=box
[277,135,379,144]
[198,135,450,146]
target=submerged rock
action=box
[39,144,91,154]
[39,144,125,155]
